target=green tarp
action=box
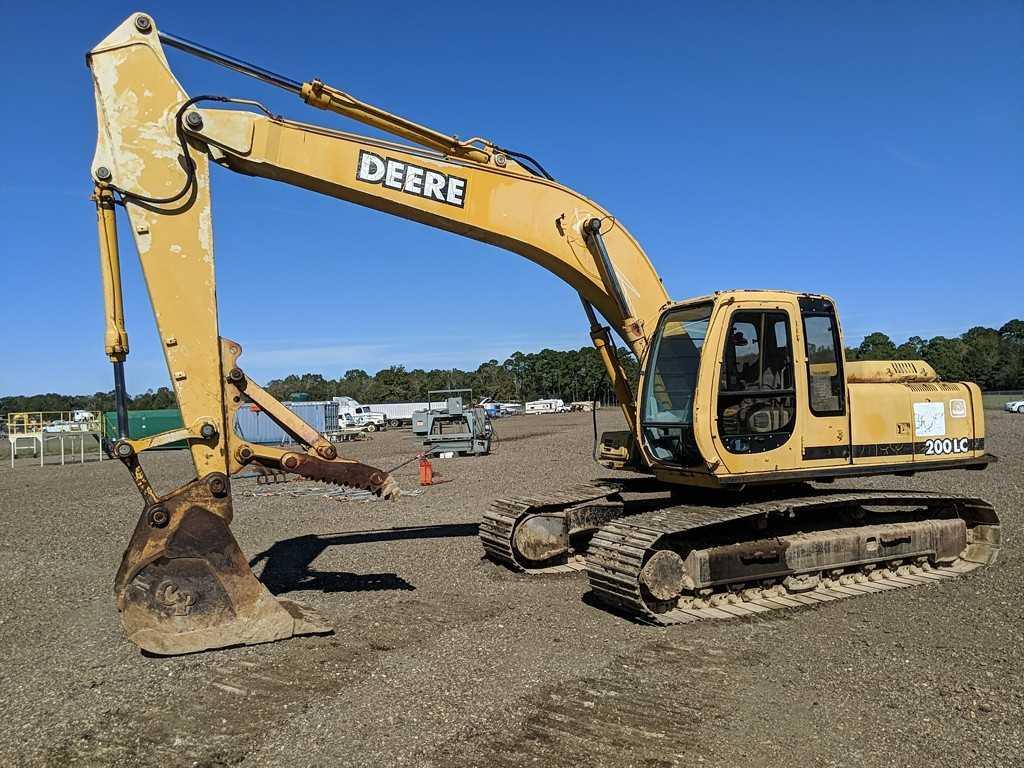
[102,408,186,450]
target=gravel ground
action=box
[1,410,1020,768]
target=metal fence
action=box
[3,411,104,466]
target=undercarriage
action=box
[481,483,1000,623]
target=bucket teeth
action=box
[277,455,400,499]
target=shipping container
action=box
[102,409,186,449]
[233,401,339,445]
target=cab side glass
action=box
[716,310,796,454]
[802,313,846,415]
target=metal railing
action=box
[5,411,102,435]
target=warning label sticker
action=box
[913,401,946,437]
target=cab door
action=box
[795,297,852,467]
[710,302,802,474]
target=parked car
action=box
[1004,399,1024,414]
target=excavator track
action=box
[586,490,999,625]
[480,481,631,573]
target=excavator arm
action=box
[88,13,670,654]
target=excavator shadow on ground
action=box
[248,523,480,595]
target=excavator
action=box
[88,13,1000,655]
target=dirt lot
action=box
[1,410,1021,767]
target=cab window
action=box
[717,310,795,454]
[641,303,713,466]
[802,313,845,415]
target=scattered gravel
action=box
[1,411,1020,767]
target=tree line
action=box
[0,346,639,415]
[0,387,179,418]
[3,318,1021,415]
[261,346,638,405]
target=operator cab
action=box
[639,291,847,473]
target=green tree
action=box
[894,335,926,360]
[132,387,177,409]
[922,336,968,380]
[995,319,1024,388]
[857,332,898,360]
[999,319,1024,346]
[960,327,1003,389]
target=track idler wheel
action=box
[114,476,331,655]
[512,514,568,564]
[639,550,688,602]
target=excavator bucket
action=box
[114,476,330,655]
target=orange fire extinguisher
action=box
[418,454,434,486]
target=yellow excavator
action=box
[88,13,1000,655]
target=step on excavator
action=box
[88,13,1000,655]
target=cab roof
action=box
[665,289,837,311]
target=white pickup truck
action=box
[333,397,387,431]
[351,405,386,431]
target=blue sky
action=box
[1,1,1020,396]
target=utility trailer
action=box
[414,390,492,455]
[411,389,471,435]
